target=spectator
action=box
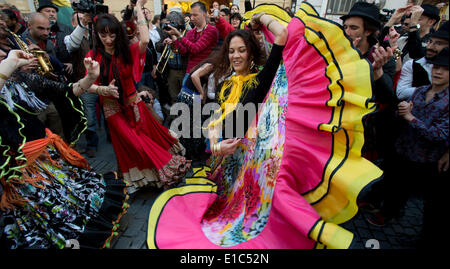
[158,11,188,105]
[1,8,26,35]
[164,1,218,82]
[230,4,240,14]
[230,12,243,29]
[211,1,220,13]
[22,13,56,57]
[220,7,230,23]
[64,12,100,157]
[137,85,164,124]
[367,49,449,249]
[341,2,397,164]
[396,21,449,101]
[404,4,440,61]
[37,0,73,79]
[211,8,234,40]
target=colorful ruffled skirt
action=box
[146,3,382,249]
[0,130,129,249]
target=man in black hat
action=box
[396,21,449,101]
[404,4,440,61]
[37,0,73,78]
[341,2,397,162]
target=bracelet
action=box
[0,72,9,80]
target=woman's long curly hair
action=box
[93,13,131,65]
[212,29,266,87]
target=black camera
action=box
[162,22,185,32]
[381,8,395,21]
[73,0,108,16]
[141,95,151,103]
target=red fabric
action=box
[174,24,218,73]
[215,16,234,40]
[85,42,145,101]
[85,43,177,174]
[108,102,175,172]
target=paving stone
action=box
[123,218,145,237]
[130,234,147,249]
[114,236,133,249]
[373,231,387,241]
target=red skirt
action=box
[103,98,190,193]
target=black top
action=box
[218,43,285,138]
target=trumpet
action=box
[156,28,187,74]
[4,27,54,77]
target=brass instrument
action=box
[4,27,53,76]
[156,28,187,74]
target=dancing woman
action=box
[85,0,190,193]
[147,3,382,249]
[0,49,129,249]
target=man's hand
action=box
[385,4,414,27]
[409,5,424,27]
[165,25,182,38]
[398,101,415,122]
[136,0,147,8]
[64,63,73,75]
[388,26,400,49]
[372,46,393,80]
[438,151,449,173]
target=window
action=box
[326,0,359,15]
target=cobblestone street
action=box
[79,127,424,250]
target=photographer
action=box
[164,1,218,83]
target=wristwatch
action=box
[409,24,420,30]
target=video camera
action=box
[72,0,108,16]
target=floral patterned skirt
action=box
[0,145,129,249]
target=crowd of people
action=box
[0,0,447,249]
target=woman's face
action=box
[231,18,240,29]
[98,31,116,50]
[228,36,250,75]
[231,5,239,14]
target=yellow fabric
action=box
[241,4,292,28]
[208,73,258,128]
[309,220,353,249]
[147,182,217,249]
[295,5,382,224]
[51,0,71,7]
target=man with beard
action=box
[37,0,73,78]
[396,21,449,101]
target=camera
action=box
[381,8,395,21]
[162,21,185,32]
[131,0,137,4]
[72,0,108,16]
[141,95,151,103]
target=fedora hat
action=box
[428,47,449,66]
[421,4,440,22]
[36,0,59,12]
[431,21,449,41]
[340,2,381,29]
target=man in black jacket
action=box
[37,0,73,79]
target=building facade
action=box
[1,0,448,25]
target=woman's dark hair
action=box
[230,12,242,22]
[94,13,131,64]
[212,29,266,86]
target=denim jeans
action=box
[80,92,99,150]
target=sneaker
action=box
[366,212,391,227]
[86,149,96,158]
